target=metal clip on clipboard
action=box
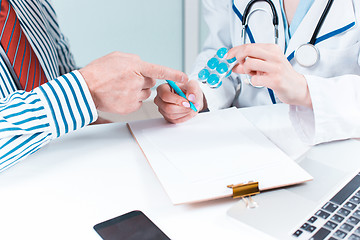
[227,181,260,209]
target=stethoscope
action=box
[295,0,334,67]
[240,0,334,87]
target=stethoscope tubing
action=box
[241,0,279,89]
[241,0,334,71]
[309,0,334,45]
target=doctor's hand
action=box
[154,80,205,124]
[79,52,187,114]
[227,44,312,108]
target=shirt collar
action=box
[279,0,315,50]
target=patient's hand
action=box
[154,80,205,124]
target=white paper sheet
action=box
[128,108,313,204]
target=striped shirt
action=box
[0,0,98,172]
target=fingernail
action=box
[224,53,228,59]
[182,102,190,108]
[188,94,196,102]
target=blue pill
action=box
[216,63,228,74]
[227,57,236,64]
[207,58,219,69]
[217,48,228,59]
[225,70,232,78]
[214,81,223,89]
[198,69,210,80]
[207,74,220,86]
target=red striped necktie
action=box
[0,0,47,92]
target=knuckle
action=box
[154,96,159,106]
[134,79,143,89]
[162,91,173,102]
[109,51,118,56]
[159,109,176,122]
[274,65,282,73]
[156,67,166,80]
[243,45,251,55]
[133,102,142,112]
[243,62,251,73]
[127,82,137,92]
[144,89,152,99]
[157,85,167,96]
[273,44,282,52]
[165,113,177,120]
[157,84,165,92]
[151,79,157,87]
[112,51,124,58]
[125,53,141,64]
[247,58,255,68]
[162,104,174,114]
[131,54,141,61]
[167,117,178,124]
[275,55,282,63]
[272,76,281,85]
[244,44,254,56]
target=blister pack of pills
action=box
[197,48,237,89]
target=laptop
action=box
[227,139,360,240]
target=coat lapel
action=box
[285,0,356,59]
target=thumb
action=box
[185,80,203,110]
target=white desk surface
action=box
[0,104,312,240]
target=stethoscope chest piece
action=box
[295,44,320,68]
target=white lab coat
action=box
[190,0,360,145]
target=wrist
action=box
[298,74,313,109]
[78,68,99,109]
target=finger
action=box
[158,108,191,121]
[154,91,194,115]
[167,111,198,124]
[232,63,245,74]
[243,57,274,74]
[157,83,189,106]
[227,44,280,63]
[156,97,194,115]
[143,77,156,89]
[249,75,273,88]
[184,80,203,111]
[139,89,152,101]
[140,62,188,83]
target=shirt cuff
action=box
[289,105,316,145]
[34,70,98,139]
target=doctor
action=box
[155,0,360,145]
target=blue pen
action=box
[166,80,197,112]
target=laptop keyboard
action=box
[292,173,360,240]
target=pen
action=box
[166,80,197,112]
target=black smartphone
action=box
[93,211,171,240]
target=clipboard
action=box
[127,108,313,205]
